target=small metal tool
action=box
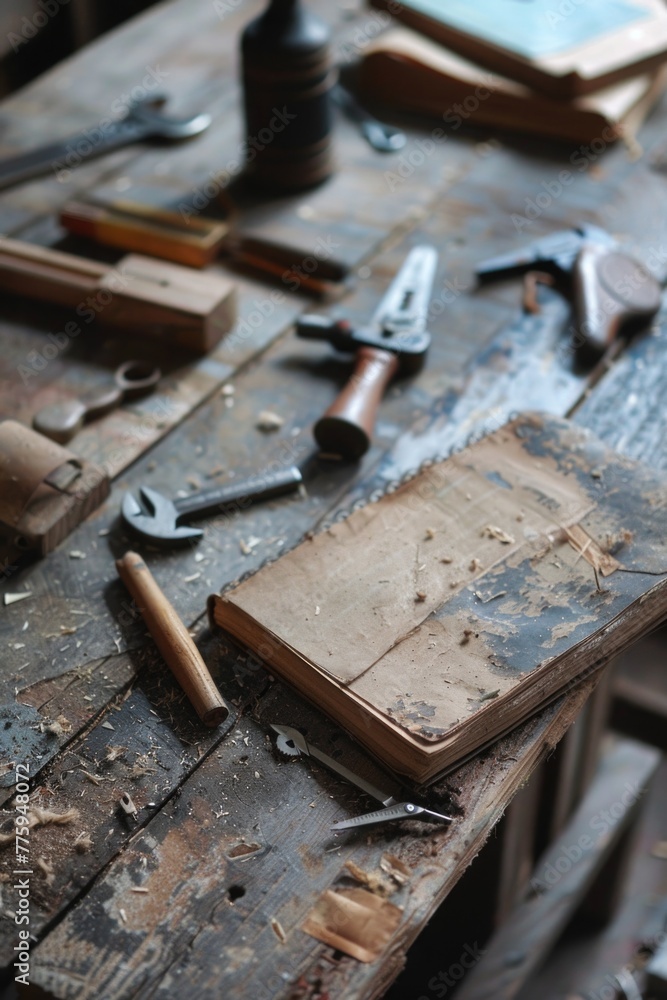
[122,466,303,546]
[33,360,161,444]
[296,244,438,458]
[0,96,211,191]
[333,83,407,153]
[271,724,453,831]
[476,224,662,362]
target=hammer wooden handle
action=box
[314,347,399,459]
[116,551,229,727]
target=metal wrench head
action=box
[125,96,212,140]
[121,487,203,545]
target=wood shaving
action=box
[105,745,128,762]
[424,528,436,540]
[271,917,287,943]
[68,551,86,559]
[0,806,80,844]
[469,558,483,572]
[482,524,515,545]
[415,591,427,603]
[256,410,284,432]
[440,556,452,564]
[240,536,262,556]
[44,715,72,736]
[651,840,667,859]
[3,592,32,606]
[74,832,93,854]
[380,853,411,886]
[315,605,320,615]
[36,857,55,885]
[344,860,394,897]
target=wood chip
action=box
[380,853,411,886]
[68,550,86,559]
[3,592,32,606]
[482,524,515,545]
[302,887,402,963]
[240,536,262,555]
[256,410,284,432]
[344,860,394,896]
[415,591,427,602]
[101,721,115,731]
[74,832,93,853]
[271,918,287,943]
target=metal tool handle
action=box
[0,119,149,191]
[331,802,453,830]
[314,347,399,459]
[116,551,229,727]
[572,244,662,361]
[173,466,303,518]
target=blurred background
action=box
[0,1,160,96]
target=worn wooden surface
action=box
[1,0,667,997]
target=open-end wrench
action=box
[0,96,211,191]
[121,466,304,546]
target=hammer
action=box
[116,551,229,727]
[296,245,438,459]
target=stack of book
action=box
[357,0,667,144]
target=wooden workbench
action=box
[1,2,667,997]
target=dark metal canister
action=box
[241,0,335,191]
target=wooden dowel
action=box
[116,551,229,727]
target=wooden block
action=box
[0,237,237,354]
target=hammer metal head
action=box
[121,487,203,545]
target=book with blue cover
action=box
[370,0,667,98]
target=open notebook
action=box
[209,415,667,784]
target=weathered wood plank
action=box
[26,670,601,999]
